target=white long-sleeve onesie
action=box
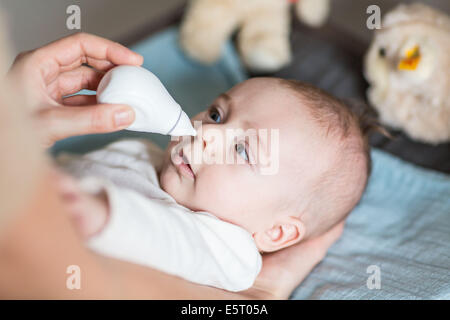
[57,139,262,292]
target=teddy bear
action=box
[179,0,330,72]
[364,3,450,144]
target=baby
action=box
[57,77,371,292]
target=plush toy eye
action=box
[379,47,386,57]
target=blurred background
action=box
[1,0,450,65]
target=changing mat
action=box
[52,27,450,299]
[291,149,450,299]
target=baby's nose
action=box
[193,126,218,163]
[202,137,207,150]
[195,125,209,150]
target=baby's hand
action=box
[56,172,109,239]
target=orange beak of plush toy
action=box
[398,45,421,71]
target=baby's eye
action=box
[235,142,249,162]
[208,107,222,123]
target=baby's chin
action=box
[159,143,176,186]
[158,157,197,211]
[158,158,176,195]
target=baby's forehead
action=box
[225,79,310,127]
[225,80,339,177]
[223,78,331,145]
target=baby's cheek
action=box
[195,166,252,221]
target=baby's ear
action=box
[253,216,306,252]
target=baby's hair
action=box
[278,79,388,237]
[339,97,392,178]
[278,79,388,179]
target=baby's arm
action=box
[56,171,109,239]
[58,174,261,292]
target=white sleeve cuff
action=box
[78,176,139,259]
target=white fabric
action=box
[57,139,261,292]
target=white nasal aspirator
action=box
[97,65,196,136]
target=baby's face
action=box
[159,78,337,237]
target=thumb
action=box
[38,104,135,146]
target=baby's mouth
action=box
[175,148,195,180]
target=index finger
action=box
[35,32,143,83]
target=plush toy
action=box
[179,0,330,72]
[364,3,450,144]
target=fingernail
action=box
[135,53,144,64]
[114,109,133,127]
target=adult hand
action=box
[8,32,143,147]
[245,222,345,299]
